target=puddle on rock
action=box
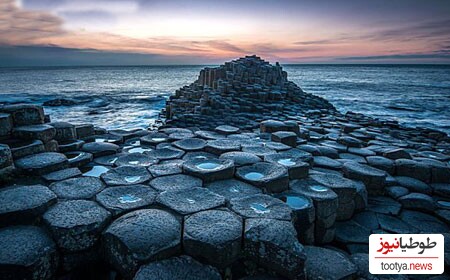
[309,185,329,192]
[118,194,142,203]
[229,186,240,193]
[250,202,270,214]
[437,200,450,209]
[128,161,140,165]
[68,152,85,161]
[281,195,309,210]
[152,137,167,142]
[108,157,118,164]
[244,172,264,180]
[196,162,221,170]
[186,198,196,204]
[127,147,152,154]
[82,166,109,177]
[277,158,296,166]
[124,176,141,183]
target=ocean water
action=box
[0,65,449,133]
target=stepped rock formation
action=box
[165,55,335,129]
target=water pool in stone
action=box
[127,147,152,154]
[309,185,329,192]
[69,152,85,161]
[229,186,240,193]
[128,161,140,165]
[196,162,221,170]
[437,200,450,209]
[83,165,109,177]
[244,172,265,180]
[250,202,270,214]
[282,195,309,210]
[118,194,142,204]
[129,140,140,146]
[95,138,115,143]
[152,137,167,142]
[277,158,296,166]
[108,157,118,164]
[187,198,196,204]
[125,176,141,183]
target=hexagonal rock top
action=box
[0,226,59,280]
[146,147,185,160]
[219,151,261,166]
[49,176,105,200]
[133,255,221,280]
[342,162,386,194]
[15,152,68,175]
[149,174,203,192]
[114,153,158,167]
[229,194,293,221]
[172,138,207,151]
[244,218,306,279]
[81,142,120,158]
[236,162,289,193]
[0,185,57,226]
[182,158,235,183]
[43,200,111,252]
[157,187,226,215]
[95,184,158,217]
[103,209,182,277]
[101,166,152,186]
[206,179,262,202]
[304,246,357,280]
[184,209,243,267]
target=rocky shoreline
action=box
[0,56,449,280]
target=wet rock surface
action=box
[2,57,450,279]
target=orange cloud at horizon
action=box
[1,0,449,63]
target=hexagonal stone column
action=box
[43,200,111,252]
[1,104,45,125]
[184,209,243,267]
[244,218,306,279]
[205,139,241,155]
[115,153,158,167]
[183,158,235,183]
[220,151,261,166]
[229,194,293,221]
[133,255,221,280]
[49,176,105,200]
[15,152,68,175]
[265,153,309,179]
[271,131,297,147]
[173,138,206,151]
[0,144,13,169]
[0,113,13,137]
[146,147,185,160]
[81,142,119,157]
[0,185,56,226]
[49,122,77,141]
[13,124,56,142]
[290,179,338,244]
[0,226,59,280]
[95,184,157,217]
[343,162,386,195]
[103,209,182,277]
[101,166,151,186]
[206,179,262,202]
[236,162,288,193]
[157,187,225,215]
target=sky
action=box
[1,0,450,66]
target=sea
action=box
[0,64,449,134]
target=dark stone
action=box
[229,194,292,221]
[150,174,202,192]
[114,153,158,167]
[49,176,105,200]
[7,139,45,159]
[81,142,119,157]
[265,153,310,179]
[184,209,243,267]
[394,176,432,194]
[101,166,151,186]
[42,167,81,182]
[398,193,435,211]
[173,138,206,151]
[313,156,342,170]
[220,151,261,166]
[206,179,262,201]
[400,210,449,233]
[236,162,289,193]
[367,196,402,215]
[304,246,357,280]
[66,151,93,167]
[343,162,386,194]
[95,184,157,216]
[215,125,240,135]
[0,226,59,280]
[383,148,412,160]
[0,144,13,169]
[376,213,419,234]
[140,132,168,146]
[335,220,370,244]
[244,218,306,279]
[133,255,221,280]
[242,145,276,158]
[0,185,56,226]
[385,186,409,199]
[271,131,297,147]
[204,139,241,155]
[103,209,181,277]
[157,187,225,215]
[58,139,84,153]
[182,158,235,183]
[366,156,395,174]
[1,104,45,126]
[395,159,431,183]
[148,159,184,177]
[13,124,56,142]
[75,124,95,139]
[432,183,450,198]
[146,147,185,160]
[49,122,77,141]
[0,113,13,137]
[43,200,111,252]
[183,151,218,161]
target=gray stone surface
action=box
[207,179,262,202]
[1,104,45,126]
[43,200,111,252]
[133,255,221,280]
[101,166,151,186]
[103,209,181,277]
[13,124,56,142]
[220,151,261,166]
[304,246,357,280]
[343,162,386,194]
[0,144,13,169]
[173,138,206,151]
[236,162,289,193]
[42,167,81,182]
[395,176,432,194]
[15,152,68,175]
[184,209,243,267]
[95,184,157,216]
[150,174,202,192]
[81,142,119,157]
[157,187,225,215]
[229,194,293,221]
[0,226,59,280]
[398,192,436,211]
[0,185,57,226]
[146,146,185,160]
[49,176,105,200]
[148,159,184,177]
[115,153,158,167]
[182,158,235,183]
